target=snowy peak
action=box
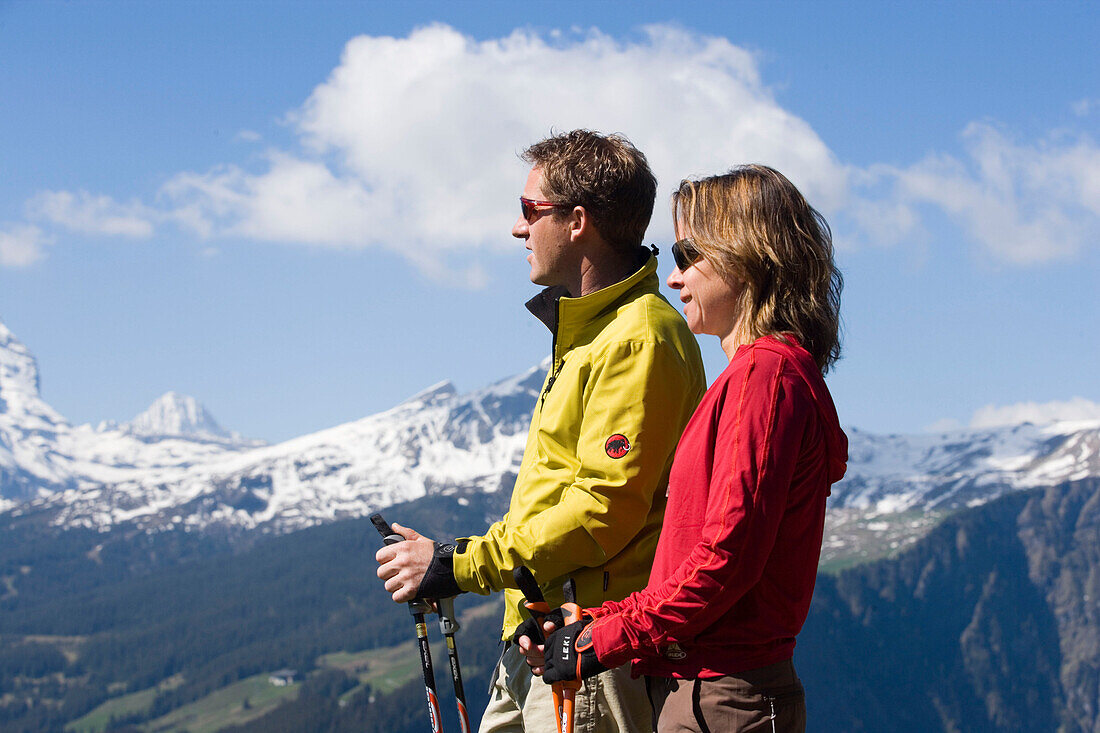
[0,318,67,427]
[125,392,235,442]
[0,319,43,411]
[400,380,458,408]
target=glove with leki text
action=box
[542,617,608,684]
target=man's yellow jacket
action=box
[452,256,706,637]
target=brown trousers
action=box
[645,659,806,733]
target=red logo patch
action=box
[605,434,630,459]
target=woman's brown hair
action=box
[672,165,842,372]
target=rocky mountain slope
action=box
[799,476,1100,732]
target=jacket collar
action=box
[525,254,660,335]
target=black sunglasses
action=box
[671,237,702,271]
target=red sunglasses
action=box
[520,196,570,222]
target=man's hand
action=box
[375,523,435,603]
[513,610,565,676]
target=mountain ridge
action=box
[3,318,1099,565]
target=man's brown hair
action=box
[522,130,657,251]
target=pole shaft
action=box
[438,597,471,733]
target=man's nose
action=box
[512,216,529,239]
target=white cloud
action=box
[27,190,156,238]
[868,124,1100,263]
[150,25,1100,274]
[15,24,1100,282]
[0,224,50,267]
[969,397,1100,428]
[162,154,377,246]
[159,23,848,274]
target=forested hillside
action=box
[0,492,509,732]
[4,478,1099,731]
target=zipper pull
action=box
[540,373,557,406]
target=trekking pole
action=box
[513,566,567,733]
[558,578,583,733]
[437,596,472,733]
[371,513,443,733]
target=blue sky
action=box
[1,0,1098,442]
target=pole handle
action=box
[559,578,583,693]
[370,512,403,546]
[371,513,432,615]
[513,566,545,604]
[514,566,552,643]
[561,578,582,626]
[514,565,565,733]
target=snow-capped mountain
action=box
[95,390,264,448]
[0,320,262,514]
[124,391,238,442]
[834,421,1100,513]
[1,320,77,503]
[0,317,542,529]
[3,317,1100,545]
[818,419,1100,565]
[38,367,541,531]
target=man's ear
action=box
[567,205,590,242]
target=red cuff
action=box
[587,613,639,669]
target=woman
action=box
[516,165,848,732]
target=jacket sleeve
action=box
[452,339,698,594]
[588,351,812,668]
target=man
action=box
[376,130,706,732]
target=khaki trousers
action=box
[645,659,806,733]
[479,642,654,733]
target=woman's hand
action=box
[542,618,607,683]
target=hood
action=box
[757,336,848,488]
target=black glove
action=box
[511,607,565,645]
[415,540,467,600]
[542,618,607,684]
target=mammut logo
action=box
[605,434,630,459]
[662,643,687,661]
